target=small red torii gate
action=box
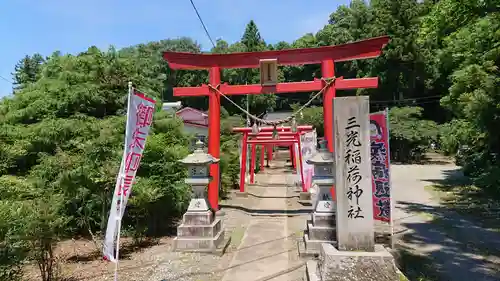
[233,125,313,193]
[163,36,389,211]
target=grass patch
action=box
[398,272,410,281]
[396,249,443,281]
[229,226,246,249]
[425,183,500,232]
[415,211,436,221]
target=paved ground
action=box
[221,165,305,281]
[391,164,500,281]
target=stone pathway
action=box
[222,168,304,281]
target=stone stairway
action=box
[221,164,305,281]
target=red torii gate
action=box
[234,126,313,193]
[163,36,389,211]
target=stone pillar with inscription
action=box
[173,140,227,253]
[300,140,337,256]
[334,96,375,252]
[305,96,402,281]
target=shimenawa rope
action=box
[207,77,336,127]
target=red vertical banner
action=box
[370,112,391,222]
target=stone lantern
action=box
[173,140,226,253]
[301,140,337,256]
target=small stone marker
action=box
[333,96,374,251]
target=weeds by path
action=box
[425,183,500,233]
[395,248,443,281]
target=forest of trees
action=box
[1,0,499,279]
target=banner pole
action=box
[385,107,395,249]
[114,176,124,281]
[114,82,133,280]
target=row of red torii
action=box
[163,36,389,211]
[233,125,314,193]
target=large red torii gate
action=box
[163,36,389,211]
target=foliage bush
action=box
[388,107,440,163]
[220,115,245,196]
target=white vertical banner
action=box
[103,83,156,266]
[300,130,317,191]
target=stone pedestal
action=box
[300,182,337,256]
[299,192,311,200]
[299,144,337,257]
[173,210,227,253]
[302,204,337,256]
[305,243,401,281]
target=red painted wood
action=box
[233,126,313,133]
[173,77,378,97]
[208,67,221,211]
[239,133,248,193]
[322,59,335,152]
[260,146,265,172]
[250,132,306,137]
[163,36,389,70]
[251,136,295,140]
[250,144,256,184]
[247,140,298,145]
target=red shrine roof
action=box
[176,107,208,128]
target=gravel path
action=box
[392,164,500,281]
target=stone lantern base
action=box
[173,210,228,254]
[300,211,337,257]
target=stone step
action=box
[311,212,336,227]
[297,238,318,258]
[173,228,225,252]
[305,260,320,281]
[303,233,337,255]
[307,222,336,241]
[177,218,222,238]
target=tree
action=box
[436,12,500,191]
[241,20,266,52]
[388,106,439,162]
[12,54,45,91]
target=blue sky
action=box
[0,0,350,97]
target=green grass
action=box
[396,249,443,281]
[398,272,410,281]
[229,226,246,249]
[425,184,500,233]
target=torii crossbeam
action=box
[163,36,389,211]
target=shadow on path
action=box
[397,200,500,281]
